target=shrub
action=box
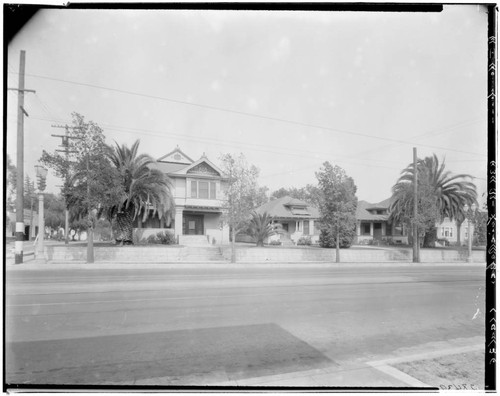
[297,236,312,246]
[269,240,282,246]
[156,231,176,245]
[436,238,449,247]
[319,227,354,248]
[146,234,159,244]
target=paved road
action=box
[5,264,485,387]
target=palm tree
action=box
[249,211,275,247]
[390,154,477,245]
[107,140,175,245]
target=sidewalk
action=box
[6,259,485,271]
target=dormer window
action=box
[291,206,310,216]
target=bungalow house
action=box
[355,197,481,246]
[253,196,321,245]
[139,146,230,245]
[355,198,408,245]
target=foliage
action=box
[297,236,312,246]
[249,211,275,247]
[94,219,112,241]
[271,184,321,208]
[44,193,66,229]
[316,162,357,249]
[472,208,487,246]
[390,154,477,247]
[40,112,124,251]
[144,231,176,245]
[106,140,175,244]
[7,155,16,210]
[220,153,264,261]
[23,175,36,210]
[269,240,282,246]
[6,159,38,211]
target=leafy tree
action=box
[390,180,441,248]
[6,155,17,211]
[249,211,275,247]
[271,184,321,208]
[316,162,357,261]
[43,193,66,230]
[220,153,263,262]
[40,113,123,261]
[390,154,477,248]
[106,140,175,245]
[24,175,36,210]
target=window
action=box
[362,223,371,235]
[190,180,217,199]
[191,181,197,198]
[199,181,209,199]
[210,182,216,199]
[450,228,453,238]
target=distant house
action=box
[6,209,39,240]
[355,198,408,245]
[253,196,321,245]
[142,146,230,245]
[355,197,480,246]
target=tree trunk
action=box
[115,208,134,244]
[456,220,462,246]
[231,228,236,263]
[87,224,94,263]
[336,229,340,263]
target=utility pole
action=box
[10,50,35,264]
[413,147,419,263]
[51,125,78,244]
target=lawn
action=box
[394,350,484,390]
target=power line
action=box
[29,115,420,169]
[16,71,487,158]
[29,115,488,183]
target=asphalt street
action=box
[5,264,485,387]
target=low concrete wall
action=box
[43,244,486,264]
[222,247,485,263]
[45,245,184,263]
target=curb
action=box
[5,261,486,270]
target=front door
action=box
[183,215,204,235]
[373,223,382,240]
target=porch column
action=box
[174,207,184,238]
[356,221,361,236]
[310,220,314,235]
[382,223,386,236]
[370,223,374,236]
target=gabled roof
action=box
[157,146,194,164]
[254,196,320,219]
[356,198,392,221]
[154,148,227,179]
[172,155,225,178]
[151,161,188,174]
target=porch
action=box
[355,220,408,245]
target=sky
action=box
[6,5,489,204]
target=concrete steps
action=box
[178,235,210,246]
[182,246,225,261]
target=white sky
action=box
[6,5,489,204]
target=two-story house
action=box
[145,146,230,245]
